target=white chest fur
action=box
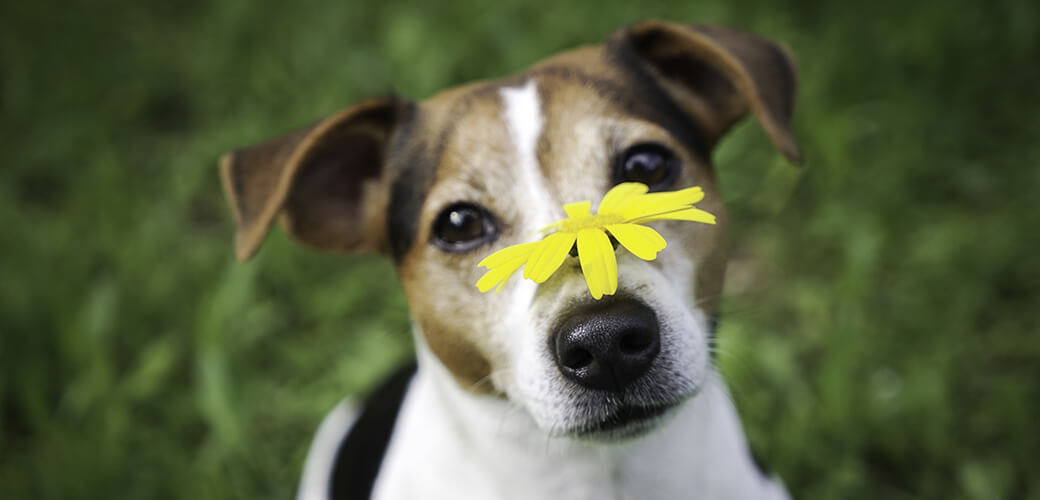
[369,345,790,500]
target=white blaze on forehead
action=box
[500,80,553,229]
[496,79,553,383]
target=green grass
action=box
[2,0,1038,498]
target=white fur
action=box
[499,79,554,229]
[369,332,789,500]
[499,81,545,202]
[296,399,358,500]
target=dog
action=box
[220,20,801,500]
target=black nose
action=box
[551,299,660,392]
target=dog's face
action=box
[222,21,800,440]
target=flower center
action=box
[559,213,625,233]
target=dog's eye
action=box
[431,203,498,252]
[615,143,680,191]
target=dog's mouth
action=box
[570,401,681,440]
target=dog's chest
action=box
[368,372,603,499]
[368,368,790,500]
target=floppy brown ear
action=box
[219,98,404,261]
[616,21,802,163]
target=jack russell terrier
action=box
[221,20,802,500]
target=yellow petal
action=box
[622,187,706,222]
[639,207,717,224]
[478,241,539,269]
[576,229,618,300]
[476,242,540,293]
[626,187,704,217]
[598,182,649,214]
[525,232,577,283]
[522,238,552,280]
[605,223,667,261]
[476,252,529,292]
[564,200,591,219]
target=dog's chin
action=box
[556,399,689,442]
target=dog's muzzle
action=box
[550,299,660,393]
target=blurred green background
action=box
[2,0,1038,498]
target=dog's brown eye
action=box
[615,143,680,191]
[431,203,498,252]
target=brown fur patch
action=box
[394,87,525,394]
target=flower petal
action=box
[476,256,527,292]
[639,207,717,224]
[525,232,577,283]
[577,229,618,300]
[478,241,539,269]
[598,182,649,214]
[605,223,667,261]
[476,242,539,293]
[622,186,706,222]
[564,200,591,219]
[522,238,552,280]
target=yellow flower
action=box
[475,182,717,299]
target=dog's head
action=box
[222,21,800,440]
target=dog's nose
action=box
[551,299,660,392]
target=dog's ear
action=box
[220,98,404,261]
[615,21,802,163]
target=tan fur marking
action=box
[394,89,526,395]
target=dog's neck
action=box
[369,330,790,500]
